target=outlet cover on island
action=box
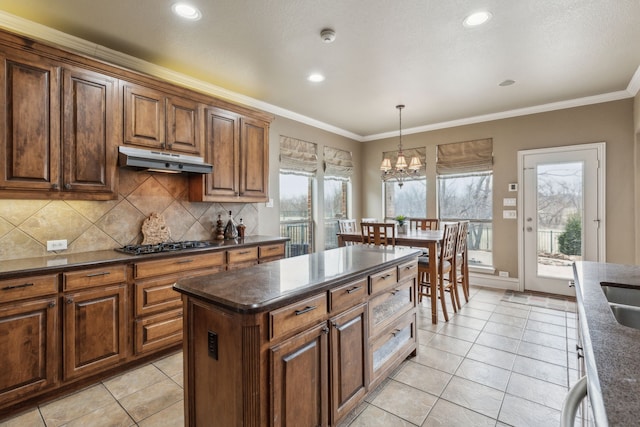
[265,198,274,208]
[47,239,68,251]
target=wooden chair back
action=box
[410,218,439,230]
[337,219,357,233]
[455,221,469,256]
[440,222,458,265]
[361,218,377,223]
[361,222,396,246]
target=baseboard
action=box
[469,272,520,291]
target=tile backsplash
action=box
[0,169,259,261]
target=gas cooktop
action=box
[115,240,221,255]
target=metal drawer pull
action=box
[380,274,392,279]
[294,305,317,316]
[405,265,415,270]
[390,289,400,295]
[238,251,251,255]
[346,286,362,294]
[86,271,110,278]
[177,259,194,264]
[2,282,34,291]
[391,328,402,337]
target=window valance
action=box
[323,146,353,181]
[279,136,318,176]
[436,138,493,175]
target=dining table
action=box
[337,228,445,324]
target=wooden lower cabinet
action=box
[134,308,183,355]
[329,303,367,424]
[0,297,58,404]
[271,322,329,427]
[62,284,127,381]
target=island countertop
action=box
[573,261,640,426]
[173,245,423,313]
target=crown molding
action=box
[0,11,636,144]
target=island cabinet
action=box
[123,82,201,155]
[189,106,270,203]
[175,246,421,426]
[0,274,59,406]
[0,47,119,200]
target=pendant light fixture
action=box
[380,105,422,188]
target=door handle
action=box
[526,227,533,232]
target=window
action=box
[382,147,427,220]
[279,136,317,257]
[437,138,493,267]
[323,146,353,249]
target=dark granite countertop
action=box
[174,245,422,313]
[573,261,640,427]
[0,235,288,279]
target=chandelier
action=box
[380,104,422,188]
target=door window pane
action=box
[324,179,348,249]
[279,173,313,257]
[438,172,493,266]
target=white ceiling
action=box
[0,0,639,140]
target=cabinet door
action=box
[166,95,200,154]
[63,284,127,381]
[61,67,119,197]
[0,298,58,403]
[123,83,165,149]
[271,322,329,427]
[330,304,367,425]
[191,107,239,200]
[0,50,60,191]
[239,116,268,201]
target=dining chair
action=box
[361,218,377,223]
[410,218,439,230]
[337,219,357,233]
[417,222,459,322]
[360,222,395,247]
[454,221,470,305]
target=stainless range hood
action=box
[118,146,212,174]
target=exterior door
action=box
[519,143,604,296]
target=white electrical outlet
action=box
[499,271,509,277]
[47,239,68,251]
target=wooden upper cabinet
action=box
[62,66,119,196]
[0,50,61,192]
[123,83,200,155]
[189,106,269,202]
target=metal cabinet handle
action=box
[346,286,362,294]
[390,289,400,296]
[391,328,402,337]
[52,183,59,190]
[1,282,34,291]
[380,274,392,279]
[48,301,56,308]
[64,183,72,190]
[86,271,110,278]
[66,297,73,304]
[294,305,317,316]
[560,376,587,427]
[238,251,250,255]
[177,259,194,264]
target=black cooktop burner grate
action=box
[115,240,220,255]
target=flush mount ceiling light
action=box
[499,79,516,87]
[463,11,492,27]
[308,73,325,82]
[171,3,202,20]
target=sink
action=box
[601,282,640,307]
[608,303,640,329]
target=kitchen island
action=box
[573,261,640,426]
[173,245,421,426]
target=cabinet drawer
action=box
[369,312,416,387]
[269,293,327,340]
[397,260,418,282]
[329,278,367,313]
[0,274,58,302]
[135,252,225,279]
[134,309,183,355]
[368,279,415,337]
[134,276,184,317]
[259,243,285,259]
[63,265,126,291]
[369,267,398,295]
[227,247,258,264]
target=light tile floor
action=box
[1,286,580,427]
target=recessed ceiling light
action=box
[308,73,325,82]
[171,3,202,21]
[499,79,516,87]
[463,11,492,27]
